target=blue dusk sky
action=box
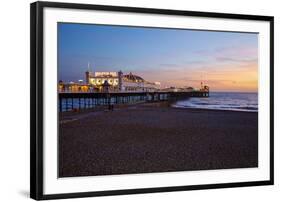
[58,23,258,92]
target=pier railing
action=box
[58,90,209,112]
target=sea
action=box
[172,92,258,112]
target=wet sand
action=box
[59,102,258,177]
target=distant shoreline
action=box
[171,105,258,113]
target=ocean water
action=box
[172,92,258,112]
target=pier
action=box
[59,90,209,112]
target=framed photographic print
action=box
[30,1,274,200]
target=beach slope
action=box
[59,104,258,177]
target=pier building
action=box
[85,68,160,92]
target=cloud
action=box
[194,45,258,65]
[159,63,181,67]
[215,57,257,63]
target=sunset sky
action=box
[58,23,258,92]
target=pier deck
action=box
[58,91,209,112]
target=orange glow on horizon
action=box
[139,61,258,92]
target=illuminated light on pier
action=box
[58,66,210,112]
[60,64,163,93]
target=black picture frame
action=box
[30,1,274,200]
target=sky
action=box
[58,23,258,92]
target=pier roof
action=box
[123,72,144,82]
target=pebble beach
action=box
[59,102,258,177]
